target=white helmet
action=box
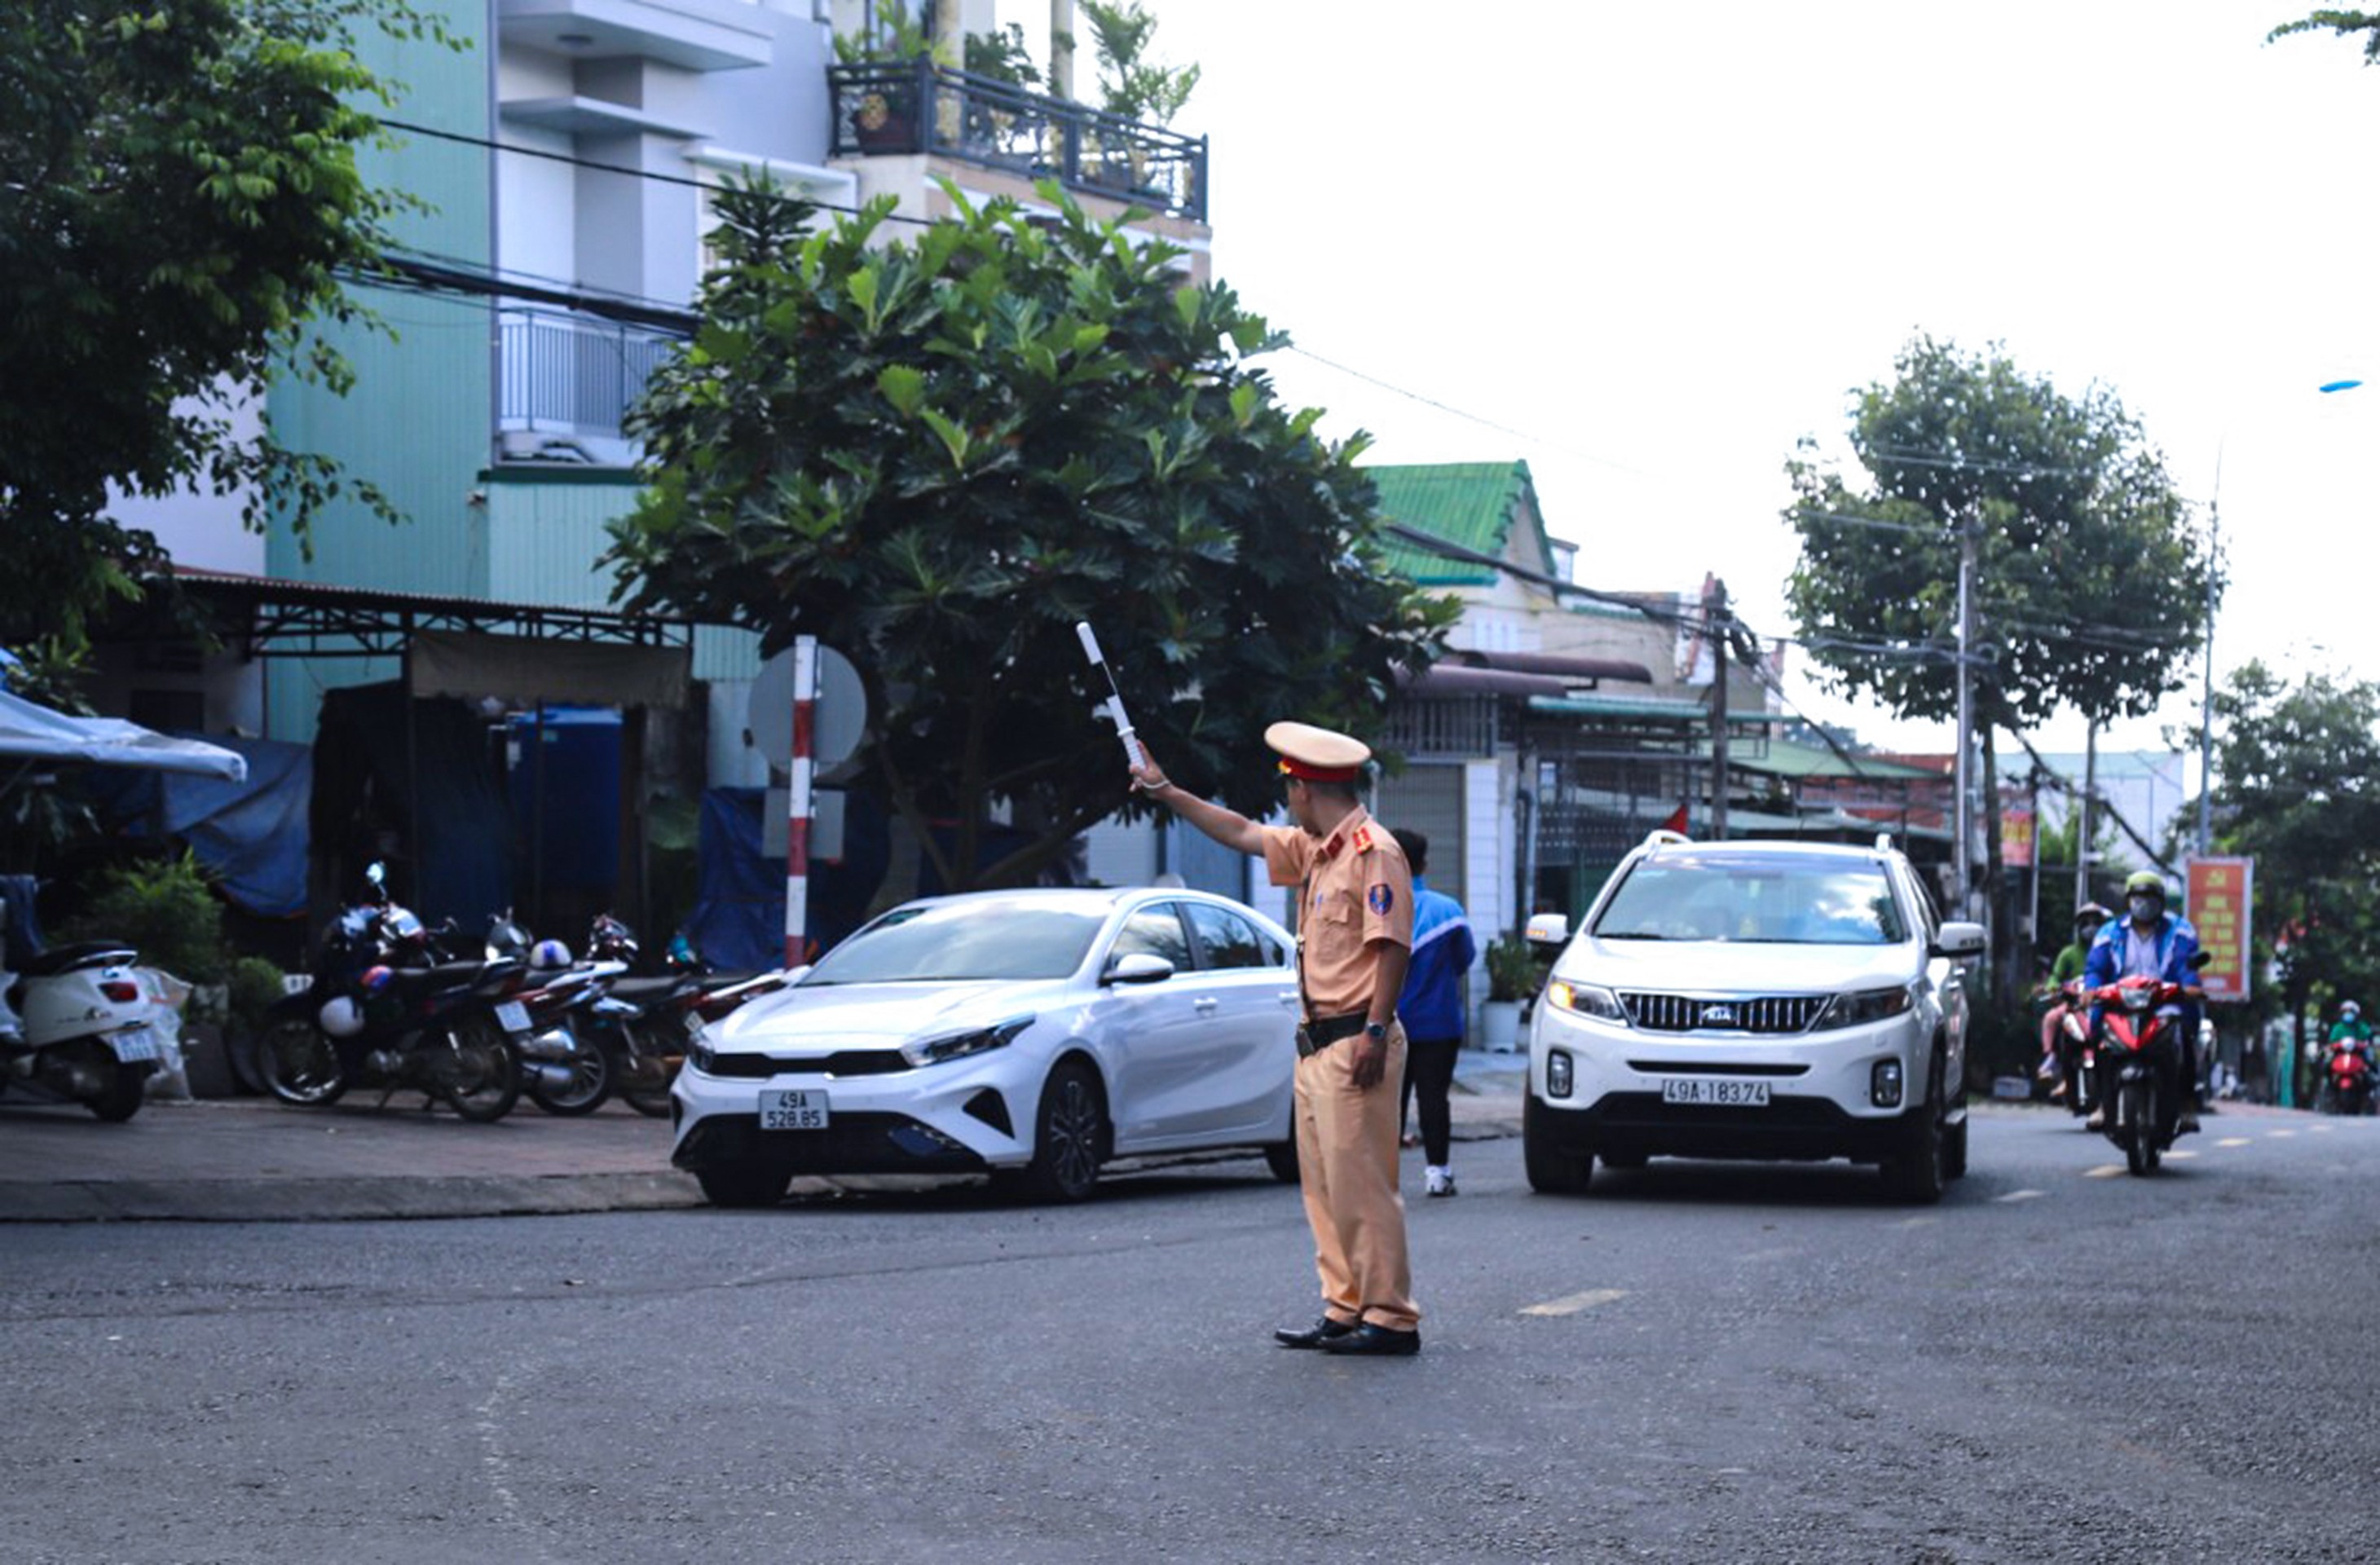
[530,937,573,971]
[2344,1000,2361,1020]
[317,995,367,1038]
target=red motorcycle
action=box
[2045,977,2096,1119]
[2328,1043,2376,1117]
[2088,970,2201,1175]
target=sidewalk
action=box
[0,1051,1529,1223]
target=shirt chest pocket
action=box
[1308,894,1360,966]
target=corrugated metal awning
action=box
[1453,649,1655,684]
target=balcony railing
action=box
[826,61,1207,224]
[498,306,681,440]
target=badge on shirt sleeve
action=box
[1368,883,1393,915]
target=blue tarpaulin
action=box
[681,787,888,972]
[158,738,312,918]
[80,736,312,918]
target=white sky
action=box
[1014,1,2379,763]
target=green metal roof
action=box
[1368,461,1551,586]
[1527,692,1770,725]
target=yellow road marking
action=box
[1521,1288,1628,1317]
[2215,1137,2250,1148]
[2165,1149,2198,1161]
[2085,1164,2127,1178]
[2308,1124,2334,1134]
[1994,1189,2047,1202]
[2268,1130,2297,1139]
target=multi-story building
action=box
[101,0,1211,946]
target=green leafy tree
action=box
[2206,660,2380,1059]
[1078,0,1200,125]
[606,180,1452,893]
[0,0,436,659]
[1783,336,2216,971]
[2268,9,2380,62]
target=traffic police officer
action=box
[1129,721,1422,1356]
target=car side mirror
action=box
[1103,951,1175,985]
[1524,912,1570,954]
[1933,920,1988,959]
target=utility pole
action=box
[2197,472,2220,856]
[2078,721,2098,913]
[1710,579,1730,842]
[1954,518,1978,919]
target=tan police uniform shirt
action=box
[1261,806,1414,1020]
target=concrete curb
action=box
[0,1171,709,1223]
[0,1070,1532,1224]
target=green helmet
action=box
[2125,871,2166,899]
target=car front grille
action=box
[700,1047,910,1079]
[1620,993,1827,1034]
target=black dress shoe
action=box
[1318,1322,1421,1356]
[1273,1316,1358,1350]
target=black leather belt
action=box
[1298,1013,1369,1057]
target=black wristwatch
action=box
[1364,1022,1388,1043]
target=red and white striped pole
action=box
[783,635,818,971]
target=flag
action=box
[1662,801,1690,835]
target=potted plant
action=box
[1482,934,1540,1053]
[832,1,948,152]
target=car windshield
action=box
[1591,855,1908,945]
[798,899,1107,984]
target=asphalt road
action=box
[3,1106,2373,1563]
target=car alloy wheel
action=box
[1020,1060,1105,1202]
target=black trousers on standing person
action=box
[1399,1035,1461,1166]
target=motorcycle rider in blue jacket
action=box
[2083,870,2202,1135]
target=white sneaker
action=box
[1424,1166,1457,1198]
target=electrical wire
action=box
[354,117,2208,756]
[1282,346,1649,477]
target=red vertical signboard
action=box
[2185,857,2253,1003]
[2001,808,2035,869]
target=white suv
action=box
[1523,832,1987,1203]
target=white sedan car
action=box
[670,886,1303,1206]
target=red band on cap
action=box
[1278,757,1361,783]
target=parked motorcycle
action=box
[258,864,535,1122]
[2088,961,2204,1176]
[0,941,165,1121]
[2326,1041,2376,1117]
[579,915,788,1118]
[481,916,624,1118]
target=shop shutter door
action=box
[1371,765,1467,910]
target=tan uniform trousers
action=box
[1294,1020,1419,1332]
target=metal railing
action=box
[826,61,1208,223]
[497,307,681,438]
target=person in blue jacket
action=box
[2083,869,2202,1135]
[1391,829,1478,1197]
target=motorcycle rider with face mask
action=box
[2082,871,2203,1135]
[2321,1000,2374,1111]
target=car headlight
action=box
[685,1028,716,1074]
[900,1016,1033,1069]
[1820,984,1916,1029]
[1545,980,1627,1025]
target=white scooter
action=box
[0,941,164,1121]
